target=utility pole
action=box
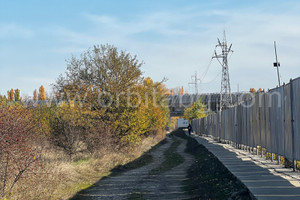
[273,41,281,86]
[188,71,201,94]
[212,30,233,111]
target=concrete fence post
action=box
[290,78,296,171]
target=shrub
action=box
[0,105,40,198]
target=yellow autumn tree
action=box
[249,88,256,93]
[33,89,38,101]
[170,116,180,129]
[184,98,207,122]
[139,78,169,131]
[0,95,7,105]
[179,86,184,95]
[10,89,14,102]
[7,90,10,101]
[39,85,46,100]
[115,77,169,145]
[53,45,170,147]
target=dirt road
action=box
[71,134,194,200]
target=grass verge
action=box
[9,135,166,200]
[150,134,184,175]
[174,129,252,200]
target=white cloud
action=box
[42,4,300,93]
[0,23,34,39]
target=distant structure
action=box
[167,92,250,117]
[212,31,233,111]
[188,71,201,94]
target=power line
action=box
[200,71,222,84]
[200,54,214,81]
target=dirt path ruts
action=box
[140,137,194,200]
[72,135,194,200]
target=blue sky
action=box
[1,0,300,96]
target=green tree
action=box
[184,99,207,121]
[55,44,142,93]
[14,89,20,101]
[54,45,143,118]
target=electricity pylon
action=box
[212,31,233,111]
[188,71,201,94]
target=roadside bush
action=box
[83,121,118,154]
[0,105,41,198]
[50,102,89,160]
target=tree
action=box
[7,91,10,101]
[33,104,56,136]
[54,45,169,146]
[14,89,20,101]
[50,101,95,159]
[33,89,38,101]
[250,88,256,93]
[0,95,7,105]
[168,86,184,95]
[179,86,184,95]
[184,99,207,121]
[115,77,169,145]
[10,89,14,102]
[54,44,143,125]
[55,45,142,96]
[168,89,174,96]
[38,85,46,100]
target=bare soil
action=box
[71,133,193,200]
[70,129,252,200]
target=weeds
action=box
[5,135,164,200]
[127,191,144,200]
[150,136,184,175]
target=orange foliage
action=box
[250,88,256,93]
[179,86,184,95]
[10,89,14,101]
[39,85,46,100]
[33,89,38,101]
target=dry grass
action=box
[7,133,165,200]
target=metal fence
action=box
[192,77,300,161]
